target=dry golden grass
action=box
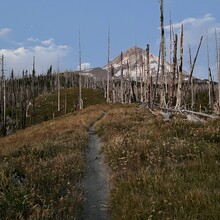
[95,104,220,219]
[0,104,108,219]
[1,102,220,219]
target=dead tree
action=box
[127,59,133,103]
[57,55,61,111]
[175,24,184,109]
[32,56,36,124]
[215,29,220,108]
[111,65,116,103]
[170,34,178,106]
[159,0,166,107]
[135,46,138,101]
[187,36,203,109]
[120,52,124,103]
[206,32,214,109]
[140,53,144,103]
[189,45,194,109]
[146,44,150,105]
[154,43,161,105]
[78,31,83,109]
[21,71,27,129]
[1,55,6,136]
[106,27,110,102]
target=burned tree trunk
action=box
[159,0,166,107]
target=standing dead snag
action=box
[78,31,83,110]
[206,32,214,109]
[215,29,220,108]
[170,34,178,106]
[1,55,6,136]
[120,52,124,103]
[146,44,150,106]
[159,0,166,107]
[188,45,194,109]
[106,27,110,103]
[186,36,203,109]
[32,56,36,124]
[154,43,161,105]
[175,24,184,109]
[57,55,61,112]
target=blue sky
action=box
[0,0,220,79]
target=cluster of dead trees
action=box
[104,0,220,115]
[0,57,97,136]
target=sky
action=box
[0,0,220,80]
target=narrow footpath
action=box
[81,125,109,220]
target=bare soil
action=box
[80,126,109,220]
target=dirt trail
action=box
[80,125,109,220]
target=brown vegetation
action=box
[95,104,220,219]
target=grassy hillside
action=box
[0,104,108,219]
[1,102,220,219]
[21,87,106,128]
[95,105,220,219]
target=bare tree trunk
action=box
[154,43,161,105]
[216,29,220,107]
[120,52,124,103]
[206,32,213,109]
[160,0,166,107]
[107,27,110,102]
[175,24,184,109]
[140,53,143,103]
[79,31,83,110]
[169,14,173,100]
[57,55,61,112]
[111,65,116,103]
[171,34,178,106]
[189,45,194,109]
[135,46,138,101]
[187,36,203,109]
[1,55,6,136]
[32,56,36,124]
[127,60,133,103]
[146,44,150,105]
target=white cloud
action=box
[0,28,12,39]
[0,39,72,75]
[77,62,91,71]
[164,14,220,48]
[163,14,220,79]
[27,37,40,42]
[41,38,54,46]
